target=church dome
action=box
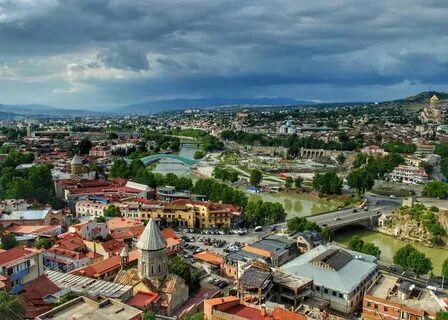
[136,218,167,251]
[430,95,439,103]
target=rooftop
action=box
[281,244,377,294]
[0,247,40,267]
[136,218,167,251]
[46,270,132,299]
[36,296,141,320]
[0,209,51,221]
[366,274,441,315]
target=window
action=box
[324,288,329,294]
[332,291,337,296]
[339,293,343,298]
[384,306,388,312]
[315,285,320,291]
[367,301,372,308]
[374,304,378,310]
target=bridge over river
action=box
[306,196,402,231]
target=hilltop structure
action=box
[420,95,446,125]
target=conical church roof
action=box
[71,154,83,165]
[136,218,167,251]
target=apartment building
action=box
[0,247,44,294]
[390,165,429,184]
[363,274,441,320]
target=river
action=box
[334,228,447,275]
[155,146,447,274]
[155,145,337,217]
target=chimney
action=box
[260,305,267,316]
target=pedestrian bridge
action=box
[139,154,199,167]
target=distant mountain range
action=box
[111,97,315,114]
[0,91,446,118]
[0,104,100,119]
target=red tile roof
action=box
[56,236,85,251]
[224,304,266,320]
[0,247,39,266]
[127,290,161,308]
[193,250,223,266]
[46,247,87,260]
[160,228,178,240]
[71,250,138,278]
[21,275,61,319]
[101,239,125,254]
[272,308,307,320]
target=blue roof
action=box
[0,209,51,221]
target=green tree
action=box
[95,216,106,223]
[287,216,321,233]
[103,204,121,217]
[348,236,365,252]
[393,244,433,276]
[193,150,205,159]
[249,169,263,186]
[285,177,293,190]
[110,159,130,178]
[435,143,448,158]
[1,233,18,250]
[294,176,304,190]
[362,242,381,258]
[353,153,367,168]
[336,153,346,165]
[347,168,375,197]
[35,237,52,249]
[442,258,448,279]
[142,312,156,320]
[28,165,53,192]
[312,172,343,195]
[320,227,331,243]
[0,289,25,319]
[436,311,448,320]
[79,137,93,154]
[423,181,448,199]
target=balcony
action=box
[10,268,29,281]
[10,283,24,294]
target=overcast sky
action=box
[0,0,448,109]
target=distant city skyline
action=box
[1,1,448,109]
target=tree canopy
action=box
[103,204,121,217]
[347,168,375,197]
[312,172,343,195]
[1,233,18,250]
[249,169,263,186]
[393,244,433,276]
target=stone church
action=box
[115,218,189,316]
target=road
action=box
[308,195,400,229]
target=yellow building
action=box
[120,199,242,229]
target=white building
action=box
[68,220,109,241]
[0,199,30,213]
[390,165,429,184]
[75,200,107,217]
[281,244,379,315]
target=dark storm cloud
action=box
[0,0,448,107]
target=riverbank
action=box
[334,228,446,275]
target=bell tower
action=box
[136,218,168,280]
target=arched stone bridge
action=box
[139,154,199,167]
[299,148,352,159]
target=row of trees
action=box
[287,216,331,242]
[348,236,381,258]
[245,199,286,226]
[423,181,448,199]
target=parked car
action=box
[254,226,263,232]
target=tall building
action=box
[114,218,189,316]
[136,218,169,280]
